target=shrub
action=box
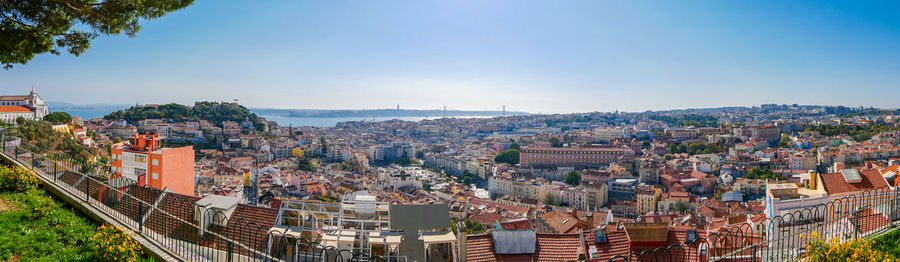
[93,225,143,262]
[22,190,55,219]
[804,232,896,262]
[0,165,39,192]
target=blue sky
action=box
[4,1,900,113]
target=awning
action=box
[420,231,456,244]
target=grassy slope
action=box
[872,227,900,257]
[0,190,99,261]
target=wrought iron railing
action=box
[607,187,900,262]
[0,129,389,261]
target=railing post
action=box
[138,202,144,233]
[85,177,90,202]
[53,162,57,182]
[854,209,860,239]
[228,241,233,262]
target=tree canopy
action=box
[564,170,581,186]
[1,0,194,69]
[805,123,900,142]
[744,167,784,180]
[104,102,264,130]
[668,142,724,155]
[494,149,519,165]
[650,114,719,127]
[43,111,72,124]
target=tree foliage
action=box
[43,111,72,124]
[104,102,265,130]
[778,135,792,148]
[1,0,194,69]
[297,158,315,172]
[668,142,724,155]
[508,140,520,150]
[805,123,900,142]
[650,114,719,127]
[744,167,784,180]
[674,200,690,212]
[494,149,519,165]
[549,137,563,147]
[564,170,581,186]
[15,119,94,163]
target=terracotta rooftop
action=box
[819,168,889,195]
[0,105,30,112]
[584,229,630,261]
[499,219,533,230]
[465,231,585,262]
[536,211,583,234]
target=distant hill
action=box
[250,108,528,118]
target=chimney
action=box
[457,220,468,261]
[585,209,594,229]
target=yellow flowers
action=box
[804,236,896,262]
[0,165,39,192]
[93,224,144,262]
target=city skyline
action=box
[5,0,900,113]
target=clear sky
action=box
[4,1,900,113]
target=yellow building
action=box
[635,185,661,215]
[292,147,305,157]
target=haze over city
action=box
[5,0,900,113]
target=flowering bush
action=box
[93,225,143,262]
[23,191,55,219]
[804,233,896,262]
[0,165,39,192]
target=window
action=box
[152,172,159,180]
[134,154,147,163]
[134,168,146,175]
[152,159,159,166]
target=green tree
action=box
[464,219,486,234]
[543,194,559,205]
[745,167,784,180]
[297,158,315,172]
[43,112,72,124]
[550,137,563,147]
[564,170,581,186]
[508,140,520,150]
[674,200,690,212]
[1,0,194,69]
[494,149,519,165]
[778,135,792,148]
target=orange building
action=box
[111,132,195,196]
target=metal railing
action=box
[607,187,900,262]
[0,130,388,262]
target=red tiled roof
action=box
[0,105,30,112]
[499,219,533,230]
[465,232,584,262]
[854,208,889,234]
[221,204,279,255]
[819,169,889,195]
[465,234,497,262]
[584,229,630,261]
[535,233,584,262]
[537,211,583,234]
[469,213,502,226]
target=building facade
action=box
[111,132,196,196]
[0,90,49,123]
[519,145,634,168]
